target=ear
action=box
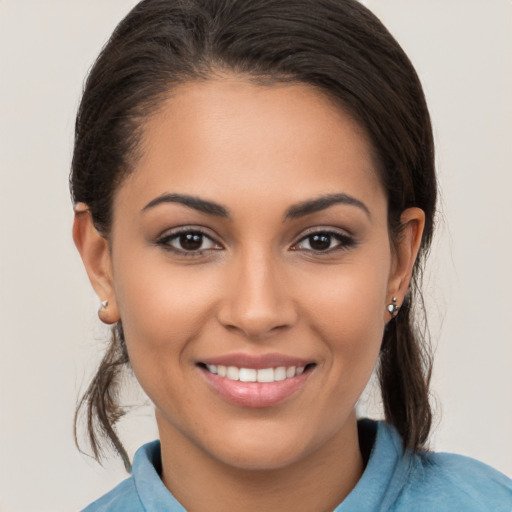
[386,207,425,317]
[73,203,120,325]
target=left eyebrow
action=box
[141,193,230,217]
[284,193,371,220]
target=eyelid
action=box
[156,225,224,254]
[157,225,214,239]
[290,227,356,252]
[292,225,353,243]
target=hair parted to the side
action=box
[71,0,436,469]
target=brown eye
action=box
[179,232,204,251]
[158,229,221,254]
[308,233,332,251]
[293,231,355,253]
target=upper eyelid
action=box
[291,228,356,252]
[157,225,218,240]
[294,226,352,241]
[156,226,224,250]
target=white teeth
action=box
[257,368,275,383]
[226,366,240,380]
[205,364,308,382]
[274,366,287,381]
[239,368,257,382]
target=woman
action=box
[71,0,512,510]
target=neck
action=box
[156,411,364,512]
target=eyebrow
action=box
[141,191,370,220]
[142,193,230,217]
[284,193,371,220]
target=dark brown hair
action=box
[71,0,436,471]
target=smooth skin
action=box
[74,76,424,512]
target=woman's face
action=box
[79,77,422,471]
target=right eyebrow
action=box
[284,193,371,220]
[141,193,230,218]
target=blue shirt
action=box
[82,420,512,511]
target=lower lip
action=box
[200,367,312,408]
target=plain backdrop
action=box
[0,1,511,511]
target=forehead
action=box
[116,77,385,217]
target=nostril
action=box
[217,307,298,339]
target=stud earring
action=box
[98,299,118,325]
[387,297,400,317]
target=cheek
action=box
[112,259,223,421]
[112,252,221,366]
[298,254,390,371]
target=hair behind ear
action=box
[379,289,433,451]
[74,323,131,472]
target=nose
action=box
[216,249,298,339]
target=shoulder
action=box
[349,420,512,512]
[81,477,144,512]
[80,440,161,512]
[80,440,187,512]
[397,444,512,511]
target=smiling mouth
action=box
[199,363,315,383]
[197,360,316,407]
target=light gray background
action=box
[0,1,511,511]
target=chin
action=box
[202,423,325,472]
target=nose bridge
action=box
[218,244,296,338]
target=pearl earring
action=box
[387,297,400,316]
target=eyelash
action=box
[156,228,356,256]
[156,227,222,256]
[291,230,356,254]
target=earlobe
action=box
[386,207,425,314]
[73,203,120,324]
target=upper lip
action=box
[199,352,313,369]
